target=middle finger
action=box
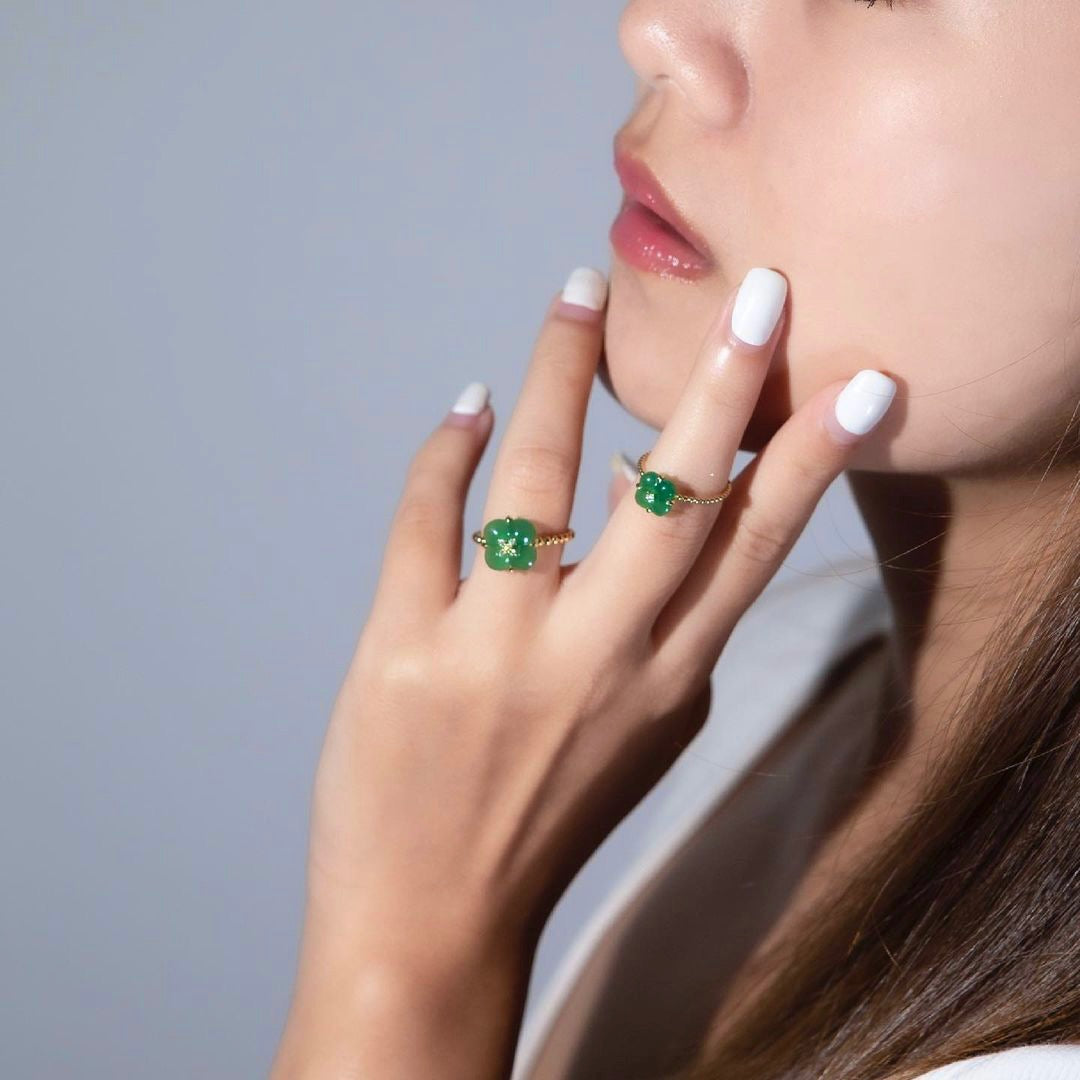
[466,267,609,595]
[570,266,788,628]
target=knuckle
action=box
[702,373,758,424]
[730,510,791,567]
[644,654,713,727]
[501,442,576,499]
[404,421,474,486]
[700,349,766,412]
[640,659,681,715]
[534,340,578,380]
[786,447,830,492]
[649,680,692,724]
[392,488,445,534]
[348,634,434,705]
[379,645,432,691]
[404,437,449,489]
[638,509,705,555]
[535,332,593,380]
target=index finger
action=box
[568,266,788,627]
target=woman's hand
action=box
[271,267,896,1080]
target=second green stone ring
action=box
[634,451,734,516]
[471,516,575,572]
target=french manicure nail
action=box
[731,267,788,347]
[560,266,608,312]
[450,381,490,415]
[834,370,896,435]
[610,450,639,484]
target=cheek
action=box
[603,16,1080,471]
[771,63,1080,472]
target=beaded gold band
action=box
[635,451,733,515]
[472,515,574,572]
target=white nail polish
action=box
[834,370,896,435]
[610,450,639,484]
[731,267,788,347]
[562,266,608,311]
[450,381,490,415]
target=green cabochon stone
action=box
[482,516,538,571]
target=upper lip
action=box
[612,138,714,263]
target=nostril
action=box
[618,0,751,131]
[648,71,688,101]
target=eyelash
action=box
[856,0,895,7]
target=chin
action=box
[600,266,907,474]
[598,289,793,455]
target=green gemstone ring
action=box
[634,451,733,516]
[472,516,574,572]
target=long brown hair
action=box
[691,419,1080,1079]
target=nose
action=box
[618,0,751,130]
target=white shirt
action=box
[512,558,1080,1079]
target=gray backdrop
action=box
[1,5,872,1076]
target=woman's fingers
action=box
[371,382,494,621]
[466,267,608,593]
[607,451,639,517]
[652,370,898,675]
[555,453,637,590]
[570,267,788,628]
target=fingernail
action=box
[730,267,788,347]
[610,450,639,484]
[445,381,490,427]
[833,370,896,435]
[557,266,608,321]
[451,381,490,414]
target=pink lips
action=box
[610,146,716,281]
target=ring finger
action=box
[465,266,609,596]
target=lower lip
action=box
[609,196,714,281]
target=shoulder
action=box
[915,1045,1080,1079]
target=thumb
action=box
[607,450,639,516]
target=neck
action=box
[847,463,1073,782]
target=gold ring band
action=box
[636,451,733,508]
[471,528,575,548]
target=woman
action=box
[270,1,1080,1077]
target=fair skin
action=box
[272,2,1080,1077]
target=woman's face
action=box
[605,0,1080,473]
